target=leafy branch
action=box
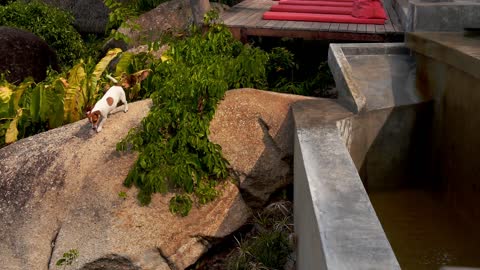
[117,12,270,215]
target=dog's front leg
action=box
[120,91,128,113]
[96,115,107,132]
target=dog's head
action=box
[86,110,101,130]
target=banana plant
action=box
[62,48,122,122]
[0,49,122,145]
[0,79,33,144]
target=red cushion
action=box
[271,5,352,14]
[351,0,386,19]
[291,0,354,2]
[279,0,354,6]
[263,11,385,24]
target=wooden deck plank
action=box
[230,11,259,27]
[240,10,267,27]
[263,19,287,29]
[347,24,358,32]
[282,21,299,30]
[309,22,331,31]
[329,23,340,32]
[221,0,404,41]
[357,24,367,33]
[223,8,254,25]
[338,23,349,32]
[366,24,376,33]
[383,6,395,33]
[224,0,264,26]
[288,21,315,30]
[384,16,396,33]
[254,17,272,28]
[385,1,403,32]
[271,20,290,30]
[375,24,386,33]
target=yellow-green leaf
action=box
[115,52,134,76]
[63,85,82,123]
[89,48,122,102]
[12,79,34,111]
[67,62,86,86]
[92,48,122,83]
[0,86,13,103]
[161,55,171,63]
[5,111,21,144]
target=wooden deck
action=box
[221,0,404,42]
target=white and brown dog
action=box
[86,85,128,132]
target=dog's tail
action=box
[106,74,118,84]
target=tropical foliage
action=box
[0,1,87,67]
[116,12,269,212]
[1,6,334,216]
[0,49,124,146]
[116,11,334,215]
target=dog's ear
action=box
[139,70,150,82]
[85,105,93,116]
[121,69,151,89]
[93,110,101,116]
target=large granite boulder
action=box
[38,0,128,34]
[119,0,229,47]
[209,89,318,207]
[0,26,60,84]
[0,99,251,270]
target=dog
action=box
[86,85,128,132]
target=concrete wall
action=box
[406,32,480,221]
[294,130,328,270]
[338,104,433,190]
[406,1,480,32]
[293,100,400,270]
[415,53,480,220]
[299,35,480,270]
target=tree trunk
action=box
[190,0,211,26]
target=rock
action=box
[118,0,192,47]
[209,89,318,208]
[126,44,170,60]
[0,99,251,270]
[119,0,230,47]
[37,0,129,34]
[0,26,60,84]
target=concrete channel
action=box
[293,32,480,269]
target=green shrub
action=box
[226,228,292,269]
[117,12,270,214]
[169,194,193,217]
[0,1,86,68]
[267,47,334,96]
[226,201,294,270]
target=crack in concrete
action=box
[156,246,177,270]
[47,225,61,270]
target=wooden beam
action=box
[228,26,393,41]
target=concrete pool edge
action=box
[293,42,429,269]
[292,99,401,270]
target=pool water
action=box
[369,189,480,270]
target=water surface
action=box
[369,189,480,270]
